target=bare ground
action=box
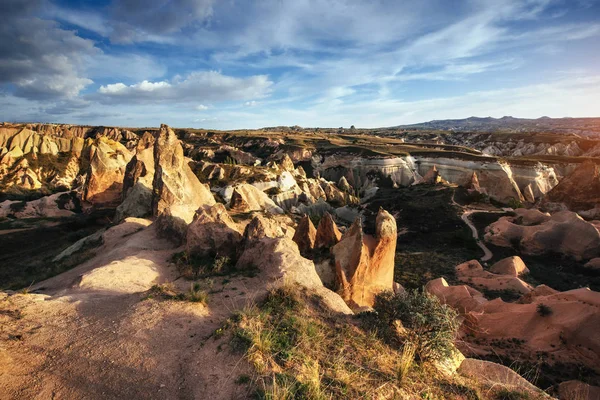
[0,219,263,400]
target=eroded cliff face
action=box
[311,149,584,204]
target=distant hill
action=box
[392,116,600,138]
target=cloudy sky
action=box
[1,0,599,129]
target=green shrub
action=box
[369,289,460,361]
[536,303,553,317]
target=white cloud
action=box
[96,71,272,103]
[196,104,209,110]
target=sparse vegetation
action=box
[536,303,553,317]
[367,289,460,362]
[172,252,234,280]
[220,284,487,399]
[145,282,208,305]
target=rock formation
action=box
[243,214,293,242]
[151,124,215,223]
[292,215,317,255]
[82,137,132,207]
[314,212,342,249]
[115,132,156,220]
[427,277,600,378]
[332,209,397,309]
[542,160,600,213]
[186,203,242,259]
[489,256,529,277]
[228,184,283,214]
[485,210,600,260]
[455,259,532,294]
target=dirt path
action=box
[461,210,494,262]
[451,190,506,262]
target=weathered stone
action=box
[152,124,215,223]
[235,237,352,314]
[228,184,283,214]
[332,209,397,309]
[314,212,342,249]
[83,137,132,207]
[485,210,600,261]
[280,154,295,172]
[186,203,242,259]
[292,215,317,255]
[559,380,600,400]
[490,256,529,277]
[337,176,352,192]
[543,160,600,212]
[243,214,289,242]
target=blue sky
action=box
[1,0,599,129]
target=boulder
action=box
[418,165,446,185]
[280,154,295,172]
[485,210,600,261]
[490,256,529,277]
[292,215,317,255]
[236,237,352,314]
[425,277,487,314]
[83,137,132,207]
[558,380,600,400]
[458,359,544,396]
[332,209,397,309]
[186,203,242,259]
[517,284,559,304]
[314,212,342,249]
[320,179,347,206]
[228,184,283,214]
[455,259,532,295]
[152,124,215,223]
[337,176,352,192]
[243,214,291,242]
[584,258,600,271]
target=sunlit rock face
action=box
[312,150,577,204]
[82,137,132,207]
[485,209,600,261]
[333,209,397,309]
[152,124,216,224]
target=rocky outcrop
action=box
[458,359,545,397]
[235,236,352,314]
[489,256,529,277]
[314,212,342,249]
[332,209,397,309]
[485,210,600,260]
[228,184,283,214]
[152,124,215,223]
[455,260,532,294]
[542,160,600,213]
[416,165,446,185]
[337,176,352,192]
[186,203,242,259]
[243,214,293,242]
[558,380,600,400]
[425,277,487,314]
[0,191,80,219]
[314,154,526,204]
[83,137,132,207]
[428,278,600,379]
[115,132,156,220]
[280,153,295,171]
[292,215,317,255]
[584,258,600,270]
